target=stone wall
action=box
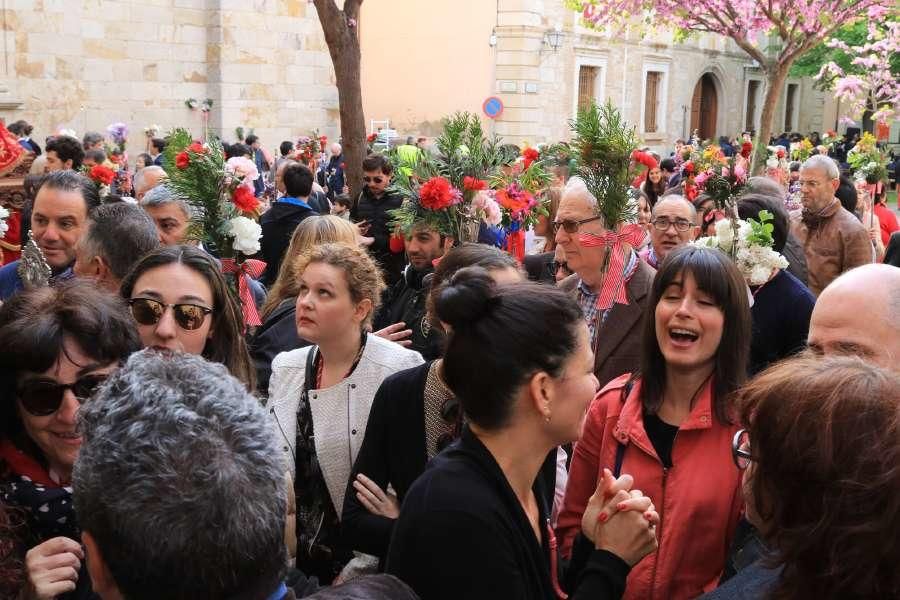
[0,0,338,158]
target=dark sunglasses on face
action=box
[18,373,109,416]
[129,298,213,331]
[551,215,603,234]
[363,176,384,184]
[652,217,693,232]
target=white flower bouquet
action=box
[694,212,788,286]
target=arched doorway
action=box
[690,73,718,141]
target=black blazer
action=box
[342,363,559,561]
[385,427,631,600]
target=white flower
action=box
[227,216,262,255]
[766,157,778,168]
[749,264,773,286]
[714,218,734,250]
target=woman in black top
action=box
[385,268,660,600]
[342,244,528,558]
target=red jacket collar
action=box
[0,439,58,487]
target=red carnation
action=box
[522,147,540,169]
[232,185,260,213]
[175,151,190,170]
[188,142,206,154]
[463,176,487,191]
[389,233,405,253]
[367,133,377,143]
[740,141,753,159]
[319,136,328,152]
[89,165,116,185]
[683,161,695,175]
[776,148,785,159]
[419,176,455,211]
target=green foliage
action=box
[747,210,776,247]
[569,100,638,227]
[162,128,235,254]
[431,112,508,189]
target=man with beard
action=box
[373,224,452,359]
[0,171,100,300]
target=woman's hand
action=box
[24,537,83,600]
[374,322,413,347]
[581,468,633,544]
[353,473,400,519]
[593,489,659,567]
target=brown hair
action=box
[541,186,563,252]
[738,355,900,600]
[261,216,359,319]
[638,245,751,424]
[292,243,385,328]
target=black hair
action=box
[83,202,160,280]
[435,267,583,430]
[283,163,314,198]
[244,134,259,146]
[45,136,85,170]
[136,153,154,168]
[150,138,166,153]
[835,176,858,213]
[38,170,101,213]
[84,148,107,164]
[361,154,393,175]
[8,120,32,137]
[638,245,751,425]
[279,141,293,156]
[660,158,676,173]
[333,194,352,208]
[738,193,789,252]
[230,143,252,159]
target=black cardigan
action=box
[341,362,559,560]
[385,427,630,600]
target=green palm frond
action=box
[569,100,638,227]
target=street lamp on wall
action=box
[543,25,565,52]
[489,28,498,47]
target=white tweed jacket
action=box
[267,333,424,514]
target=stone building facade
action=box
[0,0,339,157]
[361,0,841,154]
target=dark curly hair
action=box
[737,354,900,600]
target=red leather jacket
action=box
[557,374,744,600]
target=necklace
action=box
[314,332,366,389]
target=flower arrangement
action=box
[144,124,161,138]
[765,145,789,169]
[295,135,321,162]
[106,122,128,153]
[790,139,814,162]
[694,211,789,286]
[821,130,840,146]
[847,132,888,184]
[388,176,467,240]
[83,164,117,200]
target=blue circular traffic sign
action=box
[483,96,504,119]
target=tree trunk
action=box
[752,63,790,175]
[312,0,366,205]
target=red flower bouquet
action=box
[232,186,259,213]
[419,176,458,211]
[522,147,540,169]
[88,165,116,186]
[175,151,190,170]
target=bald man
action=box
[808,264,900,369]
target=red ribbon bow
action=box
[578,223,645,311]
[221,258,266,328]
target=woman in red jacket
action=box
[557,245,751,600]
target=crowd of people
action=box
[0,115,897,600]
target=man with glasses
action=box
[789,155,871,296]
[639,195,699,268]
[555,181,656,388]
[351,154,405,285]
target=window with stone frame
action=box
[644,71,662,133]
[577,66,599,113]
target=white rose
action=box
[714,218,734,249]
[766,157,778,168]
[227,216,262,255]
[749,265,773,286]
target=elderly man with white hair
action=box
[132,165,167,201]
[324,142,345,200]
[140,183,193,246]
[789,155,872,296]
[555,180,655,388]
[808,263,900,370]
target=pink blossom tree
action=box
[815,15,899,125]
[565,0,897,171]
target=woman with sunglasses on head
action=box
[386,268,660,600]
[0,280,141,600]
[342,244,528,562]
[119,244,256,391]
[557,245,752,600]
[704,355,900,600]
[267,243,423,585]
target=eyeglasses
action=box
[652,217,694,232]
[551,215,603,234]
[732,429,754,470]
[363,176,384,184]
[18,373,110,416]
[129,298,213,331]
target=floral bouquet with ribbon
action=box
[569,100,646,311]
[490,157,552,261]
[84,164,117,200]
[163,128,265,328]
[790,138,814,162]
[694,211,788,286]
[296,134,321,163]
[847,132,888,185]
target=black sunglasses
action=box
[129,298,213,331]
[551,215,603,234]
[18,374,109,416]
[363,176,384,184]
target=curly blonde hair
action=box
[261,215,360,319]
[292,243,385,328]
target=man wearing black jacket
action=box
[351,154,405,285]
[373,225,452,360]
[259,163,318,286]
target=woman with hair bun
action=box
[386,268,660,600]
